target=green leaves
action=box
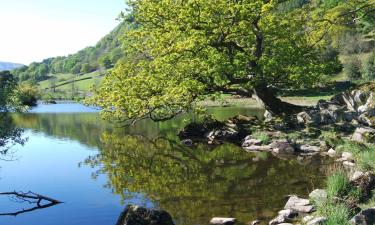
[91,0,341,122]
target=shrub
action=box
[344,57,362,81]
[362,51,375,81]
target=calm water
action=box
[0,104,329,225]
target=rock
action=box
[306,217,327,225]
[250,220,261,225]
[343,161,356,167]
[116,205,175,225]
[351,171,366,182]
[269,215,286,225]
[352,127,375,142]
[278,209,298,219]
[181,139,193,146]
[243,145,272,152]
[210,217,236,225]
[299,144,321,153]
[242,137,263,147]
[350,207,375,225]
[271,140,296,154]
[327,148,337,157]
[351,172,375,200]
[309,189,327,204]
[342,152,354,161]
[303,216,314,223]
[284,195,315,213]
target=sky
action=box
[0,0,125,65]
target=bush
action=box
[362,51,375,81]
[344,57,362,81]
[13,84,39,107]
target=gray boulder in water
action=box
[116,205,175,225]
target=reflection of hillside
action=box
[11,107,264,148]
[84,133,328,225]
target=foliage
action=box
[0,114,26,158]
[89,0,342,122]
[344,57,362,81]
[362,51,375,81]
[0,71,17,111]
[12,83,39,107]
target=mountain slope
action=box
[0,61,24,71]
[12,19,134,83]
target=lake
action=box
[0,104,329,225]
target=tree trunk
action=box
[253,84,304,117]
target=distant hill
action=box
[12,18,135,83]
[0,61,24,71]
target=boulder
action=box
[351,171,366,182]
[116,205,175,225]
[351,208,375,225]
[242,136,263,147]
[180,139,193,146]
[250,220,261,225]
[342,152,354,161]
[351,172,375,200]
[284,195,315,213]
[352,127,375,143]
[269,215,287,225]
[210,217,236,225]
[343,161,356,167]
[327,148,337,157]
[298,144,321,153]
[309,189,327,204]
[271,140,296,154]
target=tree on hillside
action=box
[90,0,373,123]
[0,71,17,112]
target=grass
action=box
[357,145,375,171]
[251,131,270,144]
[324,203,352,225]
[326,170,351,198]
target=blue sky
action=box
[0,0,125,65]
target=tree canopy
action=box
[90,0,362,122]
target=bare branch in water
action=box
[0,191,63,216]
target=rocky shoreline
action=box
[117,85,375,225]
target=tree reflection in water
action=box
[0,114,62,217]
[0,113,27,160]
[83,132,329,225]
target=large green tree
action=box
[90,0,372,123]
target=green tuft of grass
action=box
[326,171,351,198]
[324,203,352,225]
[252,131,270,144]
[357,146,375,171]
[319,130,341,147]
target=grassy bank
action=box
[308,134,375,225]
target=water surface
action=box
[0,104,328,225]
